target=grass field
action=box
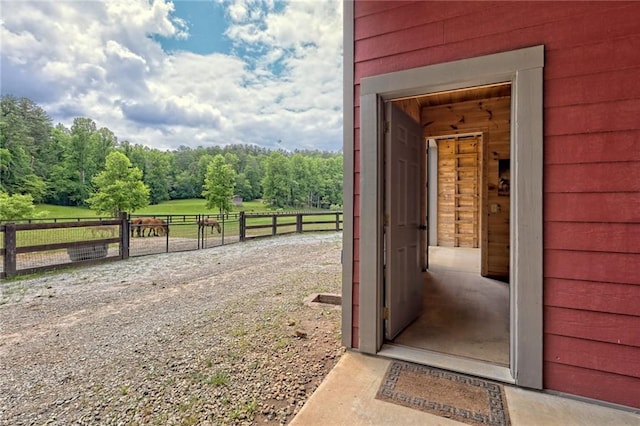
[32,199,329,219]
[5,200,341,249]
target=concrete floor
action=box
[393,247,510,366]
[290,351,640,425]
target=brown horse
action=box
[131,218,168,237]
[198,217,221,234]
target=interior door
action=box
[384,103,423,340]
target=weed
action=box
[274,337,289,350]
[231,326,247,337]
[119,385,130,396]
[209,370,229,387]
[180,415,199,426]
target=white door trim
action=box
[358,46,544,389]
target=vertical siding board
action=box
[545,334,640,379]
[544,362,640,409]
[545,279,640,316]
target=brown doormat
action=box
[376,361,510,426]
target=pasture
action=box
[33,199,331,219]
[1,206,343,279]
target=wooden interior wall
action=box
[422,96,511,279]
[436,136,481,248]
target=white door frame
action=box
[358,46,544,388]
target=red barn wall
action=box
[351,1,640,408]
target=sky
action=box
[0,0,343,152]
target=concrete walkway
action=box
[291,351,640,426]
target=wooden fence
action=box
[239,211,343,241]
[1,215,126,279]
[1,211,342,279]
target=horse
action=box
[131,217,168,237]
[198,217,221,234]
[144,218,168,237]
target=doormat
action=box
[376,361,510,426]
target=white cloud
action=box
[0,0,343,152]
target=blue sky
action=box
[0,0,343,152]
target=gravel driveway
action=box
[0,232,344,425]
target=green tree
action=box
[0,96,50,200]
[243,156,263,200]
[0,192,36,221]
[86,151,149,217]
[202,154,236,214]
[143,149,172,204]
[261,151,291,208]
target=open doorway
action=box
[384,83,512,367]
[356,45,543,387]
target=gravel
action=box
[0,232,345,425]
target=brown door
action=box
[437,135,481,248]
[384,103,423,340]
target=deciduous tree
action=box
[86,151,149,217]
[202,154,236,214]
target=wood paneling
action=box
[545,67,640,108]
[355,2,490,41]
[423,96,510,279]
[544,279,640,317]
[546,99,640,137]
[436,136,481,248]
[545,250,640,286]
[351,1,640,405]
[544,362,640,409]
[545,334,640,378]
[355,21,444,62]
[545,131,640,165]
[545,306,640,347]
[544,222,640,254]
[545,193,640,223]
[354,1,413,19]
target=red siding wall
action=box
[351,0,640,408]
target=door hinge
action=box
[383,307,389,320]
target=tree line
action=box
[0,95,343,215]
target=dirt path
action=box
[0,232,344,425]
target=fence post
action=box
[336,212,340,231]
[297,213,303,233]
[239,211,245,242]
[272,215,277,236]
[3,224,17,278]
[221,214,225,245]
[120,212,130,260]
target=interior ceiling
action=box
[399,82,512,108]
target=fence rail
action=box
[1,211,342,279]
